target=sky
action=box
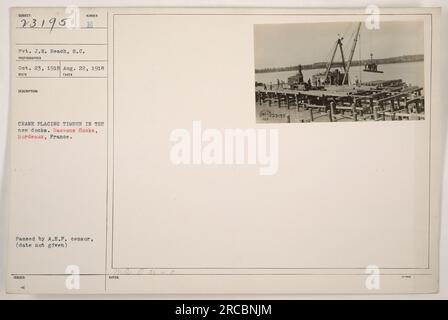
[254,21,424,69]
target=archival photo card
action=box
[6,7,441,294]
[254,21,424,123]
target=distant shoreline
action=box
[255,54,423,74]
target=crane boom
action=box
[323,39,339,83]
[342,22,362,84]
[338,40,347,73]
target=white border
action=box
[0,0,446,299]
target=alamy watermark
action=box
[65,264,80,290]
[170,121,279,175]
[64,5,80,29]
[365,265,381,290]
[365,5,381,30]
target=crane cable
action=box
[359,33,362,83]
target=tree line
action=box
[255,54,423,74]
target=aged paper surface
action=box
[6,7,442,294]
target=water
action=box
[255,61,424,88]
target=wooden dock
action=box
[255,79,424,123]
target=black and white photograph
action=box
[1,3,446,301]
[254,21,425,123]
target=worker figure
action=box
[334,69,341,85]
[409,106,420,120]
[297,65,304,84]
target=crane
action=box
[323,36,346,83]
[322,22,362,85]
[342,22,362,84]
